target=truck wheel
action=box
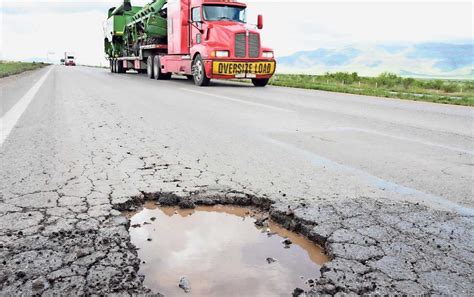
[153,56,172,80]
[110,60,114,73]
[147,56,154,79]
[252,78,270,87]
[192,55,210,87]
[112,59,116,73]
[117,60,125,74]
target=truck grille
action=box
[249,33,260,58]
[235,33,246,58]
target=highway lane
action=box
[1,65,473,295]
[2,65,473,212]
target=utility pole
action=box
[46,51,55,64]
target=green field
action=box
[269,72,474,106]
[0,61,48,78]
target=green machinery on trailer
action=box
[104,0,168,58]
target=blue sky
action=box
[1,0,472,70]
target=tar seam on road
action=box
[264,136,474,217]
[180,87,292,113]
[0,67,53,146]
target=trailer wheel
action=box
[117,60,125,74]
[252,78,270,87]
[147,56,154,79]
[192,55,210,87]
[153,56,172,80]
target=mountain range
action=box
[276,41,473,79]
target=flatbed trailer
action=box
[110,44,169,75]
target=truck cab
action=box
[107,0,276,87]
[64,53,76,66]
[160,0,275,86]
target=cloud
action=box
[1,1,109,14]
[248,1,473,56]
[0,0,153,15]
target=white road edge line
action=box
[0,67,53,146]
[180,87,291,112]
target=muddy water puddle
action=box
[127,202,329,296]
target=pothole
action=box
[125,201,329,296]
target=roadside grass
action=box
[0,61,49,78]
[269,72,474,106]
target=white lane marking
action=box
[0,67,53,146]
[264,136,474,216]
[180,88,291,112]
[326,127,474,155]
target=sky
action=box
[0,0,472,67]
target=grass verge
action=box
[0,61,49,78]
[269,72,474,106]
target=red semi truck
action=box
[64,52,76,66]
[106,0,276,86]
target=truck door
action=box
[190,6,203,47]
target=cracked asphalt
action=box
[1,66,473,295]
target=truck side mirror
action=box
[257,15,263,30]
[189,20,204,33]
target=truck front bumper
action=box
[204,59,276,79]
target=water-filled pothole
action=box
[127,202,329,296]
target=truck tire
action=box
[192,55,210,87]
[110,60,114,73]
[112,59,116,73]
[147,56,154,79]
[252,78,270,87]
[153,56,172,80]
[117,60,125,74]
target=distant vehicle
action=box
[64,52,76,66]
[60,59,65,65]
[104,0,276,87]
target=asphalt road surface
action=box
[1,66,473,295]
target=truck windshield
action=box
[203,5,246,23]
[67,56,74,59]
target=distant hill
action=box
[277,41,473,79]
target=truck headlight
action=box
[215,50,230,58]
[262,51,274,58]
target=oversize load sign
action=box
[213,61,275,76]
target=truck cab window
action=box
[192,7,201,22]
[203,5,246,23]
